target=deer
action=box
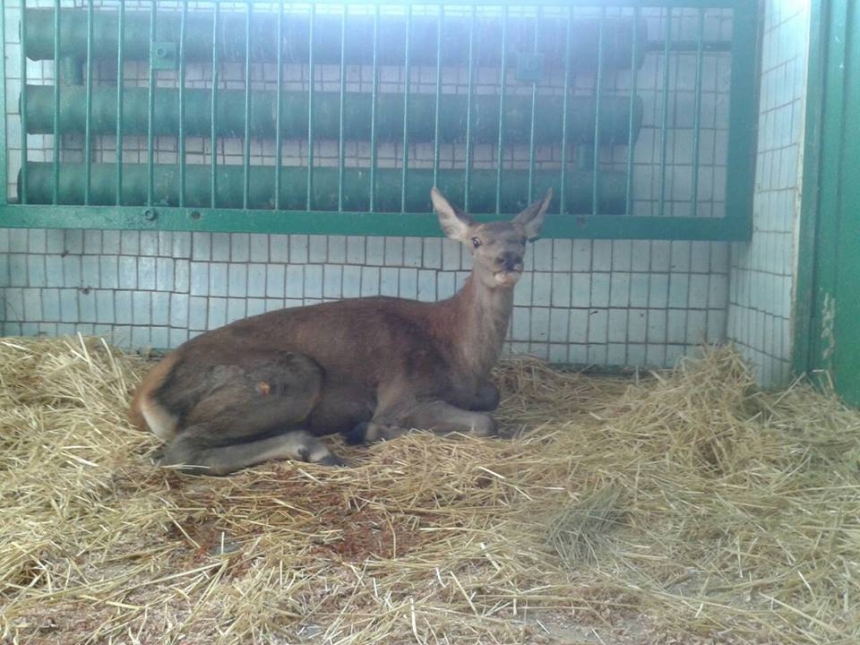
[129,187,553,475]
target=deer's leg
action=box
[161,427,345,476]
[470,383,501,411]
[156,351,346,475]
[348,400,498,444]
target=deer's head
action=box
[431,188,553,289]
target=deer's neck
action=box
[445,275,513,380]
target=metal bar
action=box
[369,4,380,212]
[0,203,752,242]
[275,0,286,210]
[401,6,412,212]
[178,0,188,207]
[724,1,758,231]
[658,9,672,215]
[527,9,540,203]
[210,2,220,208]
[626,6,641,215]
[0,5,7,204]
[495,5,509,214]
[591,8,606,215]
[53,0,61,205]
[302,3,312,210]
[559,6,573,216]
[792,0,826,376]
[115,1,125,206]
[242,1,252,210]
[690,9,705,217]
[433,8,443,188]
[337,7,347,211]
[146,0,156,207]
[464,6,476,212]
[84,0,95,206]
[19,1,29,204]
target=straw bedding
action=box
[1,335,859,644]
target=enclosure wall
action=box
[727,0,809,386]
[0,229,729,368]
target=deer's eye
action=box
[471,237,482,249]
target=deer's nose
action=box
[496,253,522,271]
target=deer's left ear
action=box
[512,188,553,241]
[431,187,473,243]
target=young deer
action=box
[129,187,553,475]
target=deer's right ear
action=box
[431,188,473,242]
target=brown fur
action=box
[129,188,553,475]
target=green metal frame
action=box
[0,0,759,240]
[793,0,860,405]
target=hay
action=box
[1,336,859,644]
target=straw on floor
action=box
[1,335,858,644]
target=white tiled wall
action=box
[0,228,729,367]
[727,0,809,387]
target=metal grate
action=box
[1,0,758,240]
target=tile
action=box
[530,307,550,342]
[99,256,119,289]
[246,298,266,318]
[132,292,151,325]
[587,309,608,344]
[27,255,48,287]
[303,265,323,299]
[137,257,156,290]
[532,272,552,306]
[191,232,211,260]
[96,291,115,324]
[209,263,228,297]
[422,238,442,269]
[309,235,328,262]
[121,231,140,256]
[115,291,133,325]
[188,296,208,330]
[82,231,102,255]
[228,264,248,297]
[189,262,210,296]
[9,255,27,286]
[208,298,228,329]
[366,237,385,266]
[156,258,175,292]
[212,233,232,261]
[118,257,137,289]
[41,289,61,321]
[323,265,343,298]
[347,237,366,265]
[248,264,266,298]
[609,273,631,307]
[227,298,247,323]
[511,307,530,341]
[607,309,628,343]
[23,288,43,321]
[399,268,418,300]
[417,270,436,301]
[151,293,170,326]
[249,233,268,263]
[59,289,80,323]
[380,268,399,297]
[78,289,96,322]
[231,233,250,262]
[551,273,571,308]
[170,294,189,328]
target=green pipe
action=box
[24,86,643,145]
[24,9,647,70]
[21,163,628,215]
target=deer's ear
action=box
[431,188,473,242]
[513,188,553,241]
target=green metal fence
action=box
[0,0,758,240]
